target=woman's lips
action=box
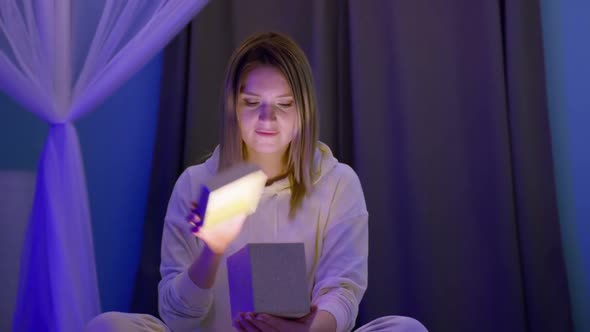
[255,130,278,136]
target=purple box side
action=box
[226,245,254,319]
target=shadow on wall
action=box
[0,170,36,332]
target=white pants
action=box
[85,312,428,332]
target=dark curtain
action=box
[131,1,572,331]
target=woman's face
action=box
[236,65,298,159]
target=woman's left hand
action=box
[233,305,318,332]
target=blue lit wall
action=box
[540,2,590,331]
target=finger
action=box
[256,314,286,331]
[188,212,201,222]
[238,313,262,332]
[190,201,200,212]
[299,305,318,324]
[185,212,201,223]
[187,219,200,231]
[307,305,318,317]
[190,202,203,219]
[191,225,201,234]
[233,315,247,332]
[248,313,279,332]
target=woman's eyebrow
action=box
[240,90,293,98]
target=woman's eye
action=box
[244,100,259,106]
[278,102,293,108]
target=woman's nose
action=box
[259,103,276,121]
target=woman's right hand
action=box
[186,202,247,255]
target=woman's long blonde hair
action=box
[218,32,318,217]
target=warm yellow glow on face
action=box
[237,65,298,160]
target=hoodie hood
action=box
[203,141,339,194]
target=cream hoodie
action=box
[158,142,369,332]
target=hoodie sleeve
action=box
[312,164,369,332]
[158,169,214,331]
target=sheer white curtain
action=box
[0,1,208,331]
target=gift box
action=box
[227,242,310,319]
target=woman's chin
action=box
[249,144,288,156]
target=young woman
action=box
[86,32,426,332]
